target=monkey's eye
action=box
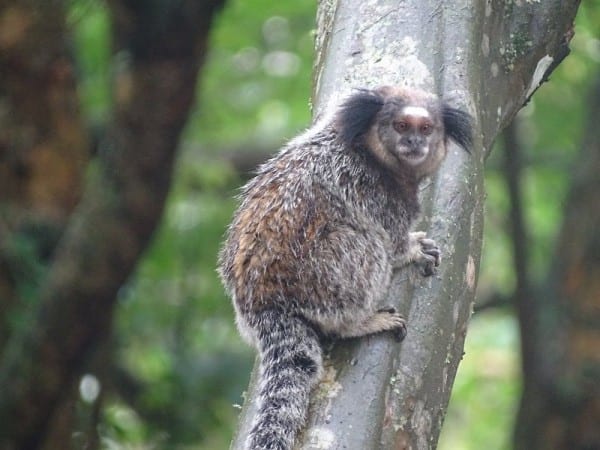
[393,121,409,133]
[420,123,433,135]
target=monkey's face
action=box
[373,101,446,177]
[337,86,471,179]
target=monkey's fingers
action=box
[418,238,441,262]
[376,307,407,341]
[393,322,407,342]
[417,237,441,275]
[423,247,441,267]
[420,257,438,277]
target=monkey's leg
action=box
[300,222,398,338]
[336,307,407,342]
[394,231,441,276]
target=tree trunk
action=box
[0,1,225,449]
[0,0,89,346]
[514,73,600,450]
[231,0,581,448]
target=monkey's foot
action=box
[407,231,441,277]
[338,307,407,341]
[376,306,407,342]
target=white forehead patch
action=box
[402,106,430,118]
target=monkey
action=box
[218,86,473,450]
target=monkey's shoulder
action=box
[231,166,341,247]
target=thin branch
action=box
[473,291,512,313]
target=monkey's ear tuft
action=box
[336,89,385,145]
[442,105,473,153]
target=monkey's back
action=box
[218,127,416,336]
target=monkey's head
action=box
[335,86,473,179]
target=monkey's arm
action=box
[393,231,441,277]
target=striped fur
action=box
[218,86,472,449]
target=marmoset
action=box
[218,86,473,450]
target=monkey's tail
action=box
[247,308,323,450]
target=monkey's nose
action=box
[401,135,423,148]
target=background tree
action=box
[510,71,600,450]
[0,0,225,448]
[441,3,600,448]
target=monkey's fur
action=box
[218,86,472,450]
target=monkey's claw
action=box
[393,325,407,342]
[421,239,441,277]
[377,306,407,342]
[416,237,441,277]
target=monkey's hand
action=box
[396,231,441,277]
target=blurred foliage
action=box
[63,0,600,448]
[440,312,521,450]
[479,1,600,295]
[441,2,600,449]
[188,0,316,147]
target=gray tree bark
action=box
[231,0,581,449]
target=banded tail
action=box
[247,309,323,450]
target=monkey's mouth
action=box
[399,148,428,164]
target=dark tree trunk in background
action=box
[0,0,89,347]
[514,74,600,450]
[0,1,225,449]
[231,0,581,448]
[502,119,537,387]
